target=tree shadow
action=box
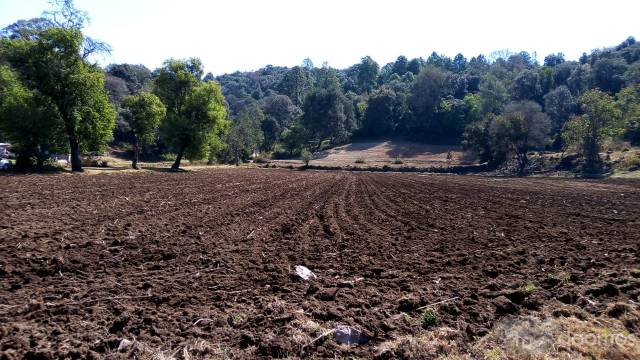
[143,166,188,173]
[385,142,457,159]
[313,140,385,159]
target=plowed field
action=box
[1,169,639,359]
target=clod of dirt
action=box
[542,275,562,289]
[316,287,339,301]
[334,325,370,345]
[493,296,518,315]
[257,335,290,358]
[584,283,620,298]
[398,296,420,312]
[295,265,317,280]
[108,315,129,334]
[607,303,632,318]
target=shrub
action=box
[421,308,439,329]
[355,157,366,164]
[393,156,403,165]
[300,149,312,166]
[162,153,177,162]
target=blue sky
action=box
[1,0,638,75]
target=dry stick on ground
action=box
[415,297,460,311]
[191,318,214,327]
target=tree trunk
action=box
[132,137,140,170]
[69,136,82,172]
[171,150,183,170]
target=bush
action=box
[162,153,177,162]
[300,149,312,166]
[421,308,438,329]
[355,157,366,164]
[621,155,640,170]
[393,156,404,165]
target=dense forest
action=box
[1,0,639,173]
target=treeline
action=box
[209,40,640,173]
[1,1,639,173]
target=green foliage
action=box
[302,88,352,149]
[300,148,312,166]
[154,58,227,169]
[544,85,576,133]
[122,92,166,146]
[562,90,623,171]
[421,308,438,329]
[280,122,307,156]
[409,66,446,123]
[363,87,402,136]
[356,56,379,93]
[0,65,66,167]
[121,92,165,168]
[479,74,509,115]
[617,85,640,144]
[221,104,263,164]
[464,102,550,173]
[0,26,116,171]
[278,66,312,105]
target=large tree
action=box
[356,56,379,93]
[302,88,351,150]
[121,92,166,169]
[409,66,447,131]
[0,65,67,168]
[154,58,227,169]
[490,101,551,174]
[0,27,115,171]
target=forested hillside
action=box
[1,0,639,173]
[104,38,640,172]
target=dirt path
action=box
[1,169,639,359]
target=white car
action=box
[0,159,10,170]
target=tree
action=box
[223,105,263,164]
[510,70,541,101]
[563,89,623,171]
[154,58,227,169]
[407,58,423,75]
[121,92,166,169]
[616,84,640,144]
[363,87,401,136]
[356,56,379,93]
[279,66,311,105]
[409,66,447,130]
[489,102,551,174]
[544,53,565,67]
[479,74,509,114]
[453,53,468,73]
[301,88,349,150]
[592,58,628,94]
[0,65,66,168]
[567,64,592,96]
[392,56,408,76]
[261,116,280,151]
[1,27,116,171]
[280,122,306,156]
[543,85,576,133]
[106,64,152,94]
[261,94,301,128]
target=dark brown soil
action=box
[1,169,639,359]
